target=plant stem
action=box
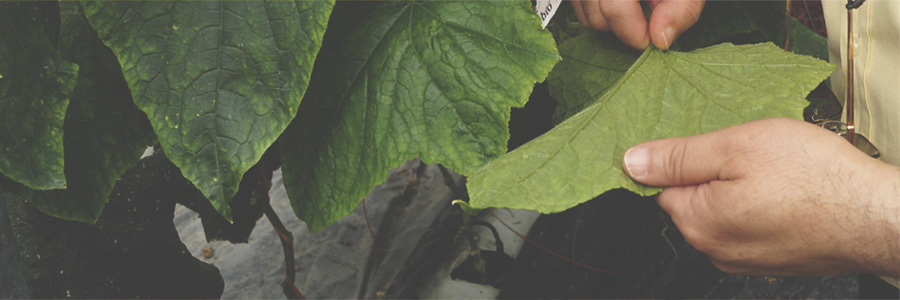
[264,202,304,299]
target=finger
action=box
[622,129,736,187]
[648,0,705,50]
[710,260,753,275]
[582,0,610,31]
[598,0,649,49]
[655,185,699,228]
[647,0,663,10]
[656,183,727,228]
[657,184,725,257]
[572,0,590,29]
[656,185,712,259]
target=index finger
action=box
[599,0,649,50]
[649,0,705,50]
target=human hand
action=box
[571,0,704,50]
[622,118,900,276]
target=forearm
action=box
[854,163,900,277]
[877,165,899,277]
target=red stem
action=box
[361,199,376,241]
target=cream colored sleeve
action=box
[824,0,900,287]
[823,0,900,166]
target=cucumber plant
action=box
[0,0,831,296]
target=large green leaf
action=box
[0,2,78,190]
[81,0,334,218]
[25,3,157,223]
[548,32,640,124]
[464,43,833,213]
[547,1,827,126]
[280,1,559,231]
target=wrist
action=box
[850,163,900,276]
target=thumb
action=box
[648,0,705,50]
[622,130,733,187]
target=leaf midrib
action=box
[212,0,225,202]
[480,47,655,206]
[327,3,410,123]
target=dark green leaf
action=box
[677,1,827,60]
[675,1,761,51]
[81,0,334,218]
[465,43,833,213]
[279,1,559,231]
[780,18,829,61]
[0,2,78,190]
[26,3,156,223]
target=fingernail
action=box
[624,147,649,179]
[662,26,676,49]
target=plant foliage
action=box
[279,1,559,230]
[25,3,158,222]
[463,43,833,213]
[0,0,832,232]
[0,2,77,191]
[546,0,827,126]
[80,0,334,218]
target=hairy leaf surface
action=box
[81,0,334,218]
[279,1,559,231]
[0,2,78,190]
[26,3,157,223]
[465,43,833,213]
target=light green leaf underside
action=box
[0,2,77,190]
[279,1,559,231]
[548,1,827,127]
[548,32,640,124]
[467,43,834,213]
[28,2,157,223]
[81,0,334,218]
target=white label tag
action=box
[536,0,563,28]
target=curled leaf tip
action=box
[452,199,483,216]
